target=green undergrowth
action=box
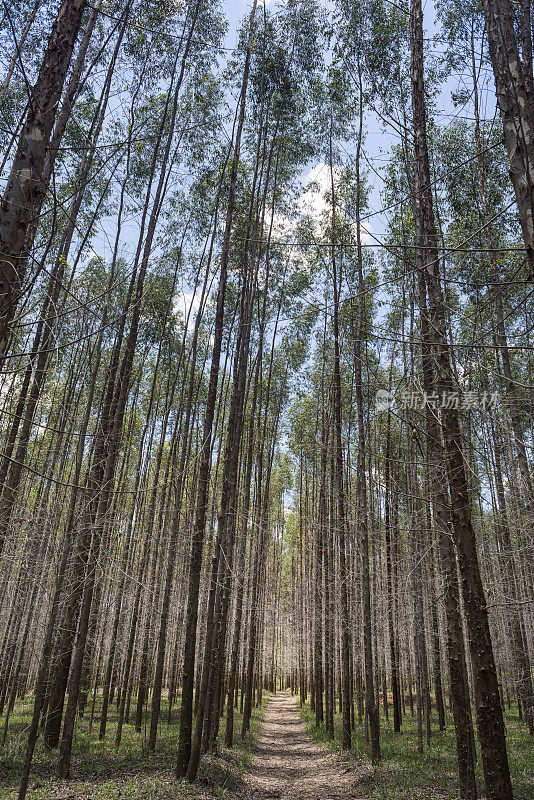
[0,691,268,800]
[300,699,533,800]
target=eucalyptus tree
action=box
[0,0,94,356]
[410,0,512,795]
[482,0,534,278]
[176,0,324,776]
[8,2,225,794]
[0,3,532,800]
[434,111,534,737]
[175,0,260,778]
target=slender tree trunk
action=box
[384,407,402,733]
[410,1,513,796]
[328,132,351,753]
[350,75,381,760]
[176,3,258,779]
[0,0,91,353]
[482,0,534,278]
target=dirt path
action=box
[243,691,365,800]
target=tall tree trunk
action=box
[384,406,402,733]
[329,132,352,753]
[0,0,90,353]
[482,0,534,279]
[175,1,258,779]
[410,1,513,796]
[353,95,381,764]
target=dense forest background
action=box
[0,1,533,799]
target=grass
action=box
[0,691,268,800]
[300,700,534,800]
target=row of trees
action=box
[0,2,532,800]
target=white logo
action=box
[375,389,395,411]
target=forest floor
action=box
[0,693,267,800]
[300,695,534,800]
[241,690,360,799]
[1,691,532,799]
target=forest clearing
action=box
[0,0,533,799]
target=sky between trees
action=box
[0,2,533,800]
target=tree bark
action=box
[482,0,534,278]
[0,0,89,353]
[410,1,513,796]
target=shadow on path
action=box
[243,691,367,800]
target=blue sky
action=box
[216,0,458,243]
